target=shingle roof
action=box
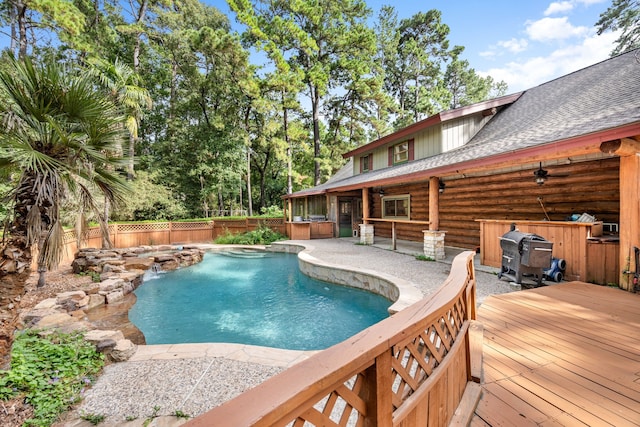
[290,49,640,197]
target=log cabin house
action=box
[283,49,640,290]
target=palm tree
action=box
[87,58,152,181]
[0,57,131,287]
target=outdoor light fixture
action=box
[379,189,385,196]
[439,179,446,193]
[534,163,548,185]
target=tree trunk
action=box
[129,0,148,180]
[311,83,321,186]
[17,2,27,59]
[283,91,292,195]
[247,147,253,216]
[127,133,135,180]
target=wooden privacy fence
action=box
[58,218,286,264]
[186,251,483,427]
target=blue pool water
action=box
[129,251,391,350]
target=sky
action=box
[209,0,619,94]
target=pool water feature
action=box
[129,251,392,350]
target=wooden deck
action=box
[473,281,640,426]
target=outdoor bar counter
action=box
[286,220,334,240]
[477,219,619,284]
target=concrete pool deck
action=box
[60,238,518,427]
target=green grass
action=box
[0,330,104,427]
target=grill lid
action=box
[500,230,549,245]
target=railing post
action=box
[360,350,393,427]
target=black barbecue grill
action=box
[497,227,553,286]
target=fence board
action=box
[53,219,285,264]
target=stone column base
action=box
[423,230,446,260]
[360,224,374,245]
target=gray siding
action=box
[442,114,491,152]
[353,113,492,176]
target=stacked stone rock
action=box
[20,245,205,362]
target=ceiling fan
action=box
[533,162,569,185]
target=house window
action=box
[382,195,410,219]
[388,139,414,166]
[360,154,372,173]
[394,142,409,164]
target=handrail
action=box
[363,217,431,250]
[186,251,478,427]
[364,217,431,225]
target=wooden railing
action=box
[365,217,431,250]
[186,251,482,427]
[56,219,286,264]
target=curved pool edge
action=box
[268,241,423,314]
[129,241,423,362]
[130,342,319,368]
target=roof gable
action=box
[342,92,522,159]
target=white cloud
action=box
[479,30,619,93]
[574,0,608,5]
[526,17,590,41]
[544,1,574,16]
[497,38,529,53]
[479,50,497,58]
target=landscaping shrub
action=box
[214,226,287,245]
[0,331,104,426]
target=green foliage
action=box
[6,0,512,221]
[0,178,14,227]
[80,412,106,425]
[173,410,190,419]
[0,330,104,426]
[0,56,131,277]
[415,254,435,262]
[258,205,284,217]
[596,0,640,56]
[110,171,188,221]
[77,271,102,283]
[214,226,287,245]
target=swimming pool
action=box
[129,251,392,350]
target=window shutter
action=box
[408,139,415,161]
[388,147,393,166]
[368,155,373,171]
[359,157,363,173]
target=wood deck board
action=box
[479,299,640,359]
[479,305,640,374]
[475,282,640,426]
[483,291,640,359]
[487,289,640,341]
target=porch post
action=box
[424,177,446,260]
[360,187,374,244]
[429,176,439,231]
[362,188,369,224]
[601,137,640,291]
[619,153,640,291]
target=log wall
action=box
[371,181,430,241]
[441,158,619,249]
[371,158,620,250]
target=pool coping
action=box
[268,241,423,314]
[129,241,424,365]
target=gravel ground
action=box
[56,239,520,426]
